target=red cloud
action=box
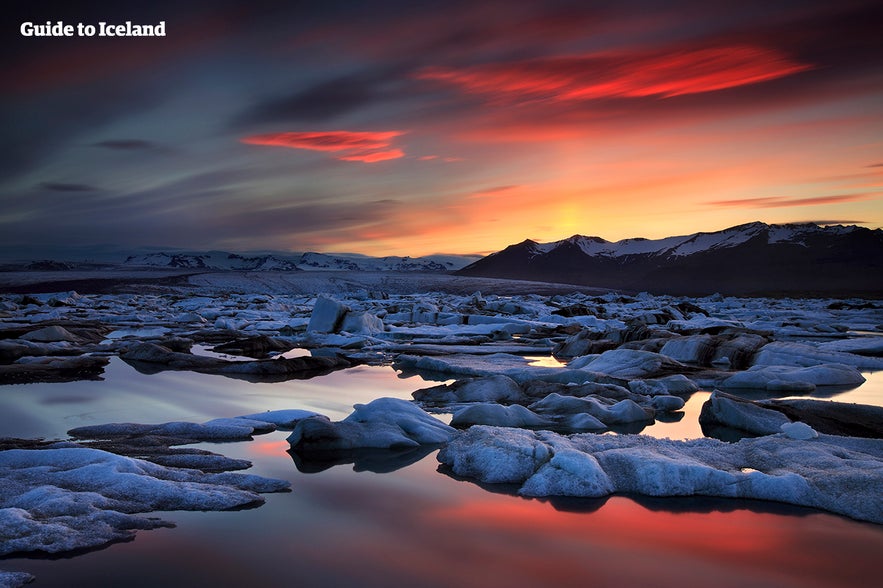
[337,149,404,163]
[416,45,811,103]
[241,130,406,163]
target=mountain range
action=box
[457,222,883,296]
[121,251,477,272]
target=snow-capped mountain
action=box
[458,222,883,295]
[122,250,478,272]
[123,252,301,271]
[295,252,476,271]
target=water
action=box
[1,360,882,586]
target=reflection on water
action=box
[1,359,881,586]
[0,358,423,440]
[525,354,565,368]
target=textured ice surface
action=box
[753,342,883,369]
[287,397,456,450]
[570,349,687,379]
[722,363,865,391]
[439,426,883,523]
[68,420,259,442]
[236,409,322,428]
[700,391,791,435]
[0,569,34,588]
[0,447,289,556]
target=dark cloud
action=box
[93,139,158,150]
[238,71,398,125]
[39,182,100,192]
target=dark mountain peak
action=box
[457,222,883,296]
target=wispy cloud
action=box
[39,182,100,192]
[93,139,157,150]
[469,185,519,198]
[708,193,877,208]
[241,130,406,163]
[416,45,811,104]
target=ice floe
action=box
[752,341,883,369]
[569,349,689,380]
[439,426,883,524]
[287,397,456,451]
[0,446,289,556]
[700,393,883,439]
[721,363,865,391]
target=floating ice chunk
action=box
[753,341,883,369]
[20,325,80,343]
[68,420,258,442]
[0,569,35,587]
[0,447,289,556]
[628,375,698,396]
[287,398,455,451]
[818,338,883,356]
[559,412,607,431]
[781,422,818,440]
[520,448,613,497]
[344,398,456,443]
[607,399,656,424]
[666,317,744,331]
[236,409,322,428]
[650,395,686,412]
[213,317,249,331]
[571,349,686,380]
[438,426,883,524]
[758,398,883,438]
[438,426,551,484]
[699,391,790,435]
[414,375,524,404]
[395,353,599,385]
[202,417,276,434]
[659,334,715,363]
[529,393,654,425]
[105,326,170,340]
[340,311,384,334]
[450,404,552,428]
[722,364,865,390]
[307,296,350,333]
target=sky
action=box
[3,0,882,258]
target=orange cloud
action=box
[241,130,406,163]
[709,192,878,208]
[416,45,811,103]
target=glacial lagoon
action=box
[2,358,881,587]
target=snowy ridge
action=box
[458,221,880,295]
[124,252,300,271]
[296,252,474,272]
[122,251,477,272]
[529,222,863,259]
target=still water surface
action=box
[1,359,881,587]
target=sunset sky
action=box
[3,0,882,258]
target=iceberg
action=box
[438,426,883,524]
[287,397,455,451]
